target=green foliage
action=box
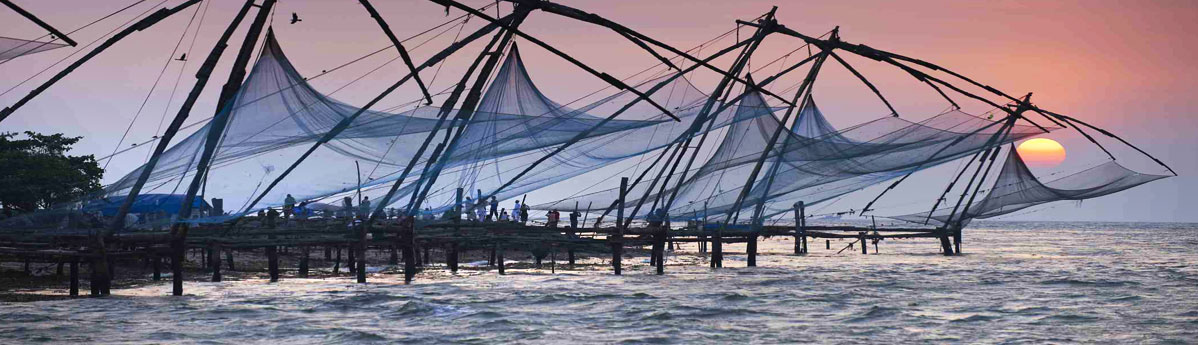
[0,131,103,216]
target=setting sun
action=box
[1017,138,1067,167]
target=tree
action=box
[0,131,103,217]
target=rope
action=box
[1,0,169,98]
[0,0,148,65]
[102,2,204,170]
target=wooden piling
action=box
[298,246,310,278]
[449,188,462,274]
[226,250,234,271]
[654,226,665,275]
[795,201,807,254]
[859,232,868,254]
[389,246,399,266]
[211,243,222,282]
[171,237,184,296]
[69,259,79,297]
[333,246,341,273]
[612,177,626,275]
[152,255,161,281]
[402,221,416,284]
[747,235,757,267]
[497,244,505,275]
[268,246,280,282]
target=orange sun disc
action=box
[1016,138,1066,167]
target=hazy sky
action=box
[1,0,1195,222]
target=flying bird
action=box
[290,12,302,24]
[175,53,187,62]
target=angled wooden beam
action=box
[1,0,78,46]
[431,0,684,121]
[1046,111,1178,176]
[242,11,522,214]
[0,0,202,124]
[404,7,531,216]
[829,51,898,117]
[724,51,829,227]
[499,0,796,108]
[358,0,435,105]
[108,0,258,234]
[858,114,1009,215]
[658,9,778,213]
[177,0,277,224]
[359,8,530,236]
[483,34,758,205]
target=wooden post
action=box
[152,255,161,281]
[654,226,665,275]
[268,247,280,282]
[747,235,757,267]
[171,237,184,296]
[859,232,868,255]
[826,240,830,250]
[347,243,356,274]
[613,177,626,275]
[795,201,805,254]
[449,188,462,273]
[497,244,505,275]
[402,220,417,284]
[939,228,955,256]
[356,225,367,283]
[225,250,234,271]
[69,259,79,297]
[953,225,962,254]
[211,242,222,282]
[267,212,280,282]
[298,246,310,278]
[333,246,341,273]
[389,246,399,266]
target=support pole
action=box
[69,259,79,297]
[654,225,666,275]
[747,234,757,267]
[497,244,506,275]
[211,243,222,282]
[403,221,417,283]
[0,0,202,123]
[613,177,626,275]
[0,0,78,46]
[299,247,310,278]
[152,255,161,281]
[449,188,462,273]
[860,232,868,255]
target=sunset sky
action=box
[1,0,1195,222]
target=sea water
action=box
[1,221,1195,344]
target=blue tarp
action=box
[84,194,211,217]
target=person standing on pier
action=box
[358,197,371,221]
[342,197,353,219]
[488,197,499,221]
[569,209,580,229]
[547,209,560,228]
[465,196,477,222]
[283,194,296,220]
[520,202,530,225]
[513,200,522,221]
[476,199,487,222]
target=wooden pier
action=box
[0,203,952,297]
